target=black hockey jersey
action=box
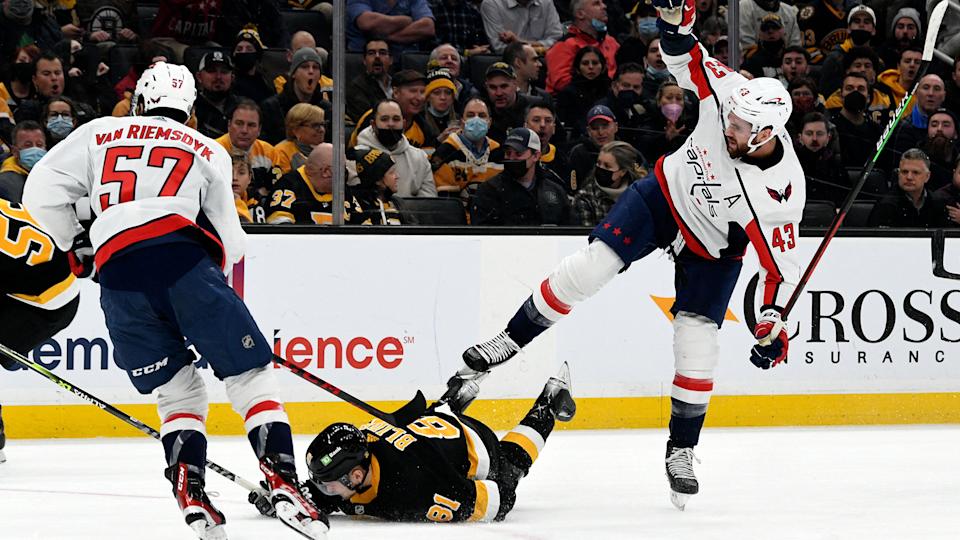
[307,406,504,523]
[796,0,848,63]
[266,166,356,224]
[0,198,79,310]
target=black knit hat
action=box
[355,147,395,187]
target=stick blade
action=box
[923,1,949,61]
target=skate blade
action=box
[0,449,6,464]
[274,500,329,540]
[188,521,227,540]
[670,490,691,511]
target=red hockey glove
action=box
[750,309,788,369]
[67,231,95,278]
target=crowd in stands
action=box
[0,0,959,228]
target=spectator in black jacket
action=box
[192,50,238,139]
[567,105,619,194]
[525,102,567,183]
[592,62,649,151]
[869,149,949,228]
[345,39,393,124]
[831,72,881,167]
[484,61,544,143]
[556,45,611,139]
[470,127,571,225]
[232,26,274,103]
[936,158,960,227]
[261,47,332,144]
[795,112,848,206]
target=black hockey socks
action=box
[499,395,556,472]
[505,296,554,347]
[247,421,294,460]
[162,429,206,470]
[668,398,707,447]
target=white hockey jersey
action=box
[658,39,805,310]
[21,115,244,272]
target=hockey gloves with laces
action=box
[68,230,95,278]
[653,0,696,35]
[750,309,788,369]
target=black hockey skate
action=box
[541,362,576,422]
[0,403,6,464]
[665,441,700,511]
[462,331,521,372]
[439,367,489,414]
[165,463,227,540]
[260,454,330,539]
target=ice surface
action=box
[1,426,957,539]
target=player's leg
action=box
[452,176,677,400]
[493,363,576,521]
[665,254,742,510]
[172,257,327,538]
[0,294,80,463]
[99,285,226,538]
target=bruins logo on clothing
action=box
[799,5,815,20]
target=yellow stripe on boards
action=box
[3,393,959,439]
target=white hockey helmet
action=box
[725,77,792,153]
[132,61,197,120]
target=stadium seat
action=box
[261,48,290,82]
[847,166,888,200]
[106,44,139,85]
[401,52,432,75]
[844,201,875,227]
[392,197,467,225]
[280,9,329,49]
[136,5,159,36]
[468,55,500,91]
[343,52,365,85]
[801,200,837,227]
[183,46,227,74]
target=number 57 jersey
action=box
[22,115,244,272]
[659,38,807,310]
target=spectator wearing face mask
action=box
[794,112,847,206]
[567,105,619,193]
[637,81,690,164]
[879,7,922,70]
[738,0,801,51]
[42,96,77,147]
[356,99,436,197]
[741,14,788,79]
[592,62,649,150]
[430,97,503,196]
[818,5,877,96]
[556,46,612,140]
[350,69,429,149]
[830,72,881,167]
[0,121,45,202]
[785,77,824,136]
[573,141,645,226]
[232,26,274,104]
[822,48,891,126]
[0,45,40,113]
[919,109,959,190]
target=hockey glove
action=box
[67,231,95,279]
[654,0,696,35]
[750,309,788,369]
[249,482,276,517]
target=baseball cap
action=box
[199,50,233,71]
[587,105,616,125]
[503,127,541,152]
[847,4,876,24]
[760,14,784,31]
[485,61,516,80]
[392,69,427,87]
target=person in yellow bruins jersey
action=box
[0,197,81,462]
[430,98,504,195]
[267,143,355,224]
[275,103,326,175]
[302,364,575,523]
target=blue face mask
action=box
[462,116,489,142]
[637,17,658,36]
[47,115,74,138]
[591,18,607,34]
[18,146,47,170]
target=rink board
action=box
[3,234,960,437]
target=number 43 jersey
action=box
[22,116,244,272]
[658,37,806,310]
[308,409,503,523]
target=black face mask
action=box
[234,52,257,72]
[759,39,784,54]
[849,29,872,46]
[503,159,529,179]
[376,127,404,148]
[843,91,867,113]
[13,63,32,84]
[594,167,616,187]
[616,90,639,108]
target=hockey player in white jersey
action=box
[21,63,328,539]
[445,0,805,510]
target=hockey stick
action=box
[272,354,425,427]
[0,342,273,513]
[779,0,950,319]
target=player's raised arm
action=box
[653,0,745,103]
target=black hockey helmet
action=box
[306,423,370,484]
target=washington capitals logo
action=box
[767,182,792,202]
